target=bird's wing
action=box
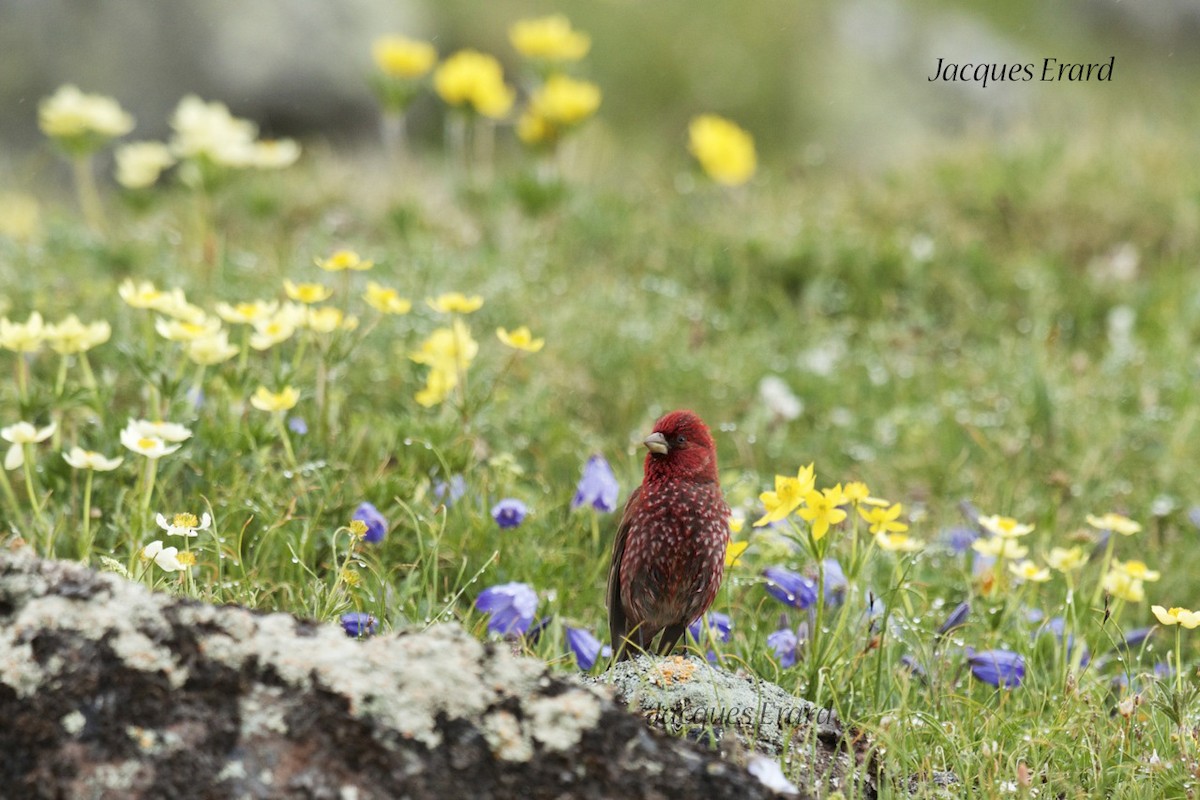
[607,484,642,661]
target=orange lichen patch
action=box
[647,656,697,687]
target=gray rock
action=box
[590,655,877,798]
[0,548,801,799]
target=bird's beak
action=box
[643,431,669,455]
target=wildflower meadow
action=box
[3,6,1200,798]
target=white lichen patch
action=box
[526,689,602,752]
[0,640,41,697]
[61,709,86,735]
[240,685,290,737]
[108,627,188,688]
[482,710,533,762]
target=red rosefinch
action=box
[607,410,730,661]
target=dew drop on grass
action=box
[291,557,299,564]
[403,438,413,446]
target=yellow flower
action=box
[306,307,359,333]
[977,514,1036,538]
[858,503,908,535]
[724,540,749,567]
[496,326,545,353]
[687,114,756,187]
[434,50,515,119]
[527,75,601,126]
[1086,512,1141,536]
[972,537,1029,560]
[315,250,373,272]
[1046,546,1085,573]
[0,311,46,353]
[415,364,457,407]
[509,15,591,61]
[874,531,923,553]
[114,141,175,189]
[752,464,815,527]
[373,35,437,78]
[797,485,848,541]
[155,316,221,342]
[1152,606,1200,629]
[1111,559,1161,582]
[252,139,301,169]
[728,511,745,535]
[45,315,111,355]
[411,319,478,373]
[39,85,134,148]
[251,386,300,413]
[427,292,484,314]
[364,282,413,315]
[215,300,278,325]
[516,111,552,146]
[118,281,204,321]
[283,280,333,304]
[1102,570,1145,603]
[185,330,239,366]
[62,447,123,471]
[1008,560,1051,583]
[176,551,198,568]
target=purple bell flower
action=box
[763,566,818,610]
[434,474,467,507]
[475,582,539,636]
[566,626,612,670]
[571,455,620,513]
[968,649,1025,688]
[937,601,970,636]
[687,611,733,644]
[340,612,378,638]
[491,498,528,529]
[768,626,800,668]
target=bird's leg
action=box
[656,623,688,656]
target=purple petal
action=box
[968,649,1025,688]
[491,498,528,529]
[340,612,378,638]
[566,626,606,670]
[572,455,619,513]
[763,566,817,610]
[767,627,799,668]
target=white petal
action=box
[34,422,57,442]
[199,512,212,530]
[4,443,23,471]
[156,513,169,530]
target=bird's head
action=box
[642,409,719,482]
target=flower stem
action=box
[22,444,49,537]
[0,467,22,527]
[141,457,158,515]
[1089,532,1117,611]
[72,154,106,233]
[78,469,95,561]
[276,415,298,469]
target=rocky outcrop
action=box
[0,549,801,799]
[595,655,876,798]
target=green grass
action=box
[3,118,1200,798]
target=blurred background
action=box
[2,0,1197,180]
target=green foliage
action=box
[3,123,1200,796]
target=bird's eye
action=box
[673,434,687,447]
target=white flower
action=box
[185,329,239,365]
[126,419,192,443]
[169,95,258,167]
[39,85,134,140]
[252,139,301,169]
[0,311,46,353]
[114,141,175,189]
[141,540,183,572]
[2,421,57,470]
[45,315,111,354]
[120,426,181,460]
[62,447,123,471]
[156,511,211,538]
[155,315,221,342]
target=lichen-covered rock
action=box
[0,550,802,799]
[592,655,877,798]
